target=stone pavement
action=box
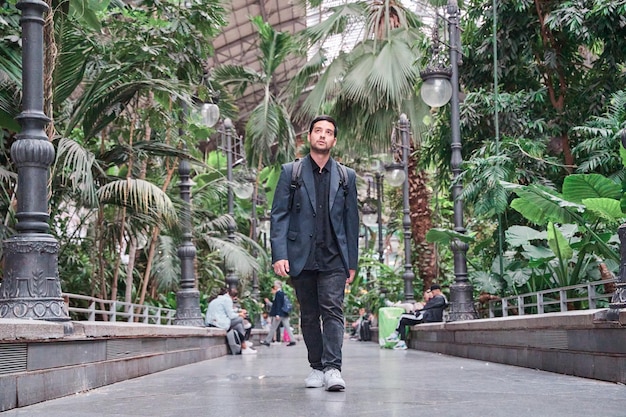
[3,338,625,417]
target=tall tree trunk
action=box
[407,148,437,292]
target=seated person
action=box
[386,284,448,350]
[350,307,372,341]
[206,287,256,355]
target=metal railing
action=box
[62,278,615,326]
[62,293,177,325]
[486,279,615,318]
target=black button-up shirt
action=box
[303,159,343,272]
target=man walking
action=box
[270,115,359,391]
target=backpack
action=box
[359,319,372,342]
[288,158,349,210]
[226,329,242,355]
[281,296,293,315]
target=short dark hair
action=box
[309,115,338,137]
[430,284,441,291]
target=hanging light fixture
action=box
[197,102,220,128]
[420,15,453,108]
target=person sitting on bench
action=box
[385,284,448,350]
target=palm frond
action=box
[293,52,348,123]
[96,178,178,226]
[150,235,179,291]
[55,137,99,207]
[53,18,93,105]
[212,65,262,98]
[298,2,368,46]
[201,231,259,278]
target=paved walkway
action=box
[4,338,626,417]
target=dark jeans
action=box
[397,314,421,341]
[292,269,346,372]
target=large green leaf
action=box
[425,228,475,245]
[522,244,555,261]
[562,173,622,203]
[504,182,584,225]
[582,197,624,222]
[469,270,502,294]
[547,222,573,262]
[505,225,546,247]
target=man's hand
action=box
[273,259,290,277]
[346,269,356,284]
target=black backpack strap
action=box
[337,163,349,196]
[288,159,302,211]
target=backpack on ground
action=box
[359,319,372,342]
[288,158,349,210]
[226,329,242,355]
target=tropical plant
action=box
[0,0,267,311]
[572,91,626,179]
[212,15,300,212]
[478,173,624,301]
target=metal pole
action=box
[399,114,415,303]
[447,0,477,321]
[174,103,204,326]
[251,184,259,300]
[0,0,69,321]
[223,118,239,290]
[375,172,384,263]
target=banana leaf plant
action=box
[491,173,624,298]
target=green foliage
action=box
[572,91,626,177]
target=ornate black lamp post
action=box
[385,115,415,303]
[220,119,254,291]
[374,172,384,263]
[221,119,238,290]
[0,0,69,321]
[361,175,378,234]
[250,182,260,301]
[174,101,218,326]
[420,0,477,321]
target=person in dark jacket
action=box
[259,280,296,347]
[270,115,359,391]
[386,284,448,350]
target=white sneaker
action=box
[241,347,257,355]
[393,340,407,350]
[324,368,345,391]
[246,341,253,348]
[305,369,325,388]
[385,331,399,342]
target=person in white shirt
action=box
[206,287,256,355]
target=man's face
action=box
[308,120,337,154]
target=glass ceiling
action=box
[207,0,437,133]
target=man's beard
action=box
[310,143,331,154]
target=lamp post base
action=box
[0,234,69,321]
[174,289,204,326]
[448,280,478,322]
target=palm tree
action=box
[213,16,300,171]
[293,0,438,288]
